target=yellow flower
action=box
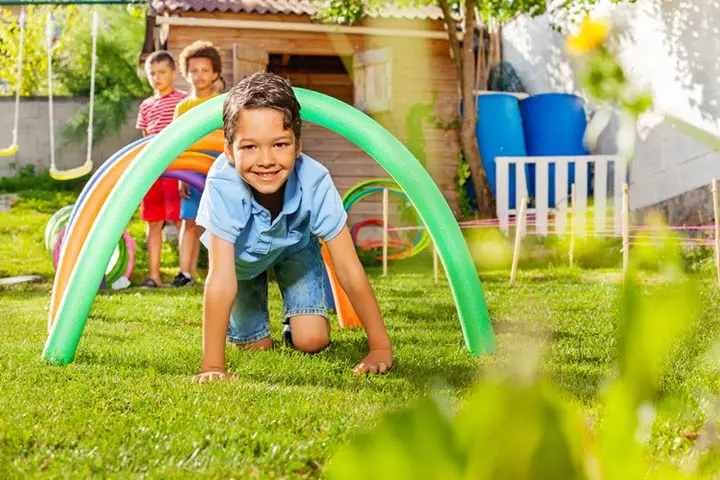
[566,16,610,55]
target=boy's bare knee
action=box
[148,221,164,232]
[288,315,330,354]
[293,333,329,353]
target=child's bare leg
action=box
[190,226,204,277]
[174,221,182,246]
[146,221,164,284]
[230,337,272,350]
[287,315,330,353]
[179,219,197,275]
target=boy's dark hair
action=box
[223,72,301,145]
[178,40,223,79]
[145,50,176,71]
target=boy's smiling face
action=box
[226,108,302,200]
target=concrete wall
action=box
[0,97,141,178]
[502,0,720,219]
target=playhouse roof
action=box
[148,0,444,21]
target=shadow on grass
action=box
[73,348,194,376]
[0,284,51,300]
[493,319,552,341]
[546,365,607,404]
[68,331,481,393]
[97,285,204,298]
[480,270,585,286]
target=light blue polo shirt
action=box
[196,153,347,280]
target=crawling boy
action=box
[193,72,393,383]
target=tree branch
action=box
[438,0,463,91]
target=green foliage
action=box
[477,0,547,22]
[328,229,718,479]
[0,5,79,96]
[355,245,381,267]
[0,164,85,194]
[312,0,642,26]
[311,0,638,34]
[312,0,366,24]
[327,397,466,479]
[553,0,638,18]
[9,189,79,214]
[398,100,436,225]
[404,101,434,170]
[0,6,150,146]
[327,377,596,479]
[574,43,652,122]
[312,0,550,25]
[465,226,513,270]
[56,5,150,146]
[454,153,474,220]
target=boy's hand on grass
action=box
[353,348,393,376]
[192,370,238,384]
[179,181,191,199]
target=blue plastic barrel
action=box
[519,93,589,206]
[473,93,528,210]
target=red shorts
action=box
[141,178,181,222]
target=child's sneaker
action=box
[282,324,294,348]
[171,272,194,287]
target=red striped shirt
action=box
[136,90,187,135]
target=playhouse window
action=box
[353,48,392,113]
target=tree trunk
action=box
[460,1,495,218]
[439,0,496,218]
[438,0,463,87]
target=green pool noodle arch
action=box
[42,88,495,365]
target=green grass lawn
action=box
[2,191,720,477]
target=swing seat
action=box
[0,144,19,157]
[50,159,93,181]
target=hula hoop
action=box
[45,204,74,253]
[103,235,126,285]
[350,218,402,245]
[341,178,397,203]
[344,185,429,257]
[359,238,414,251]
[350,219,423,260]
[123,234,136,280]
[52,226,135,285]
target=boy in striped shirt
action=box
[136,51,187,288]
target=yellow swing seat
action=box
[50,159,93,181]
[0,144,19,157]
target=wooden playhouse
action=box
[141,0,463,228]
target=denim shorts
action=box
[227,237,328,345]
